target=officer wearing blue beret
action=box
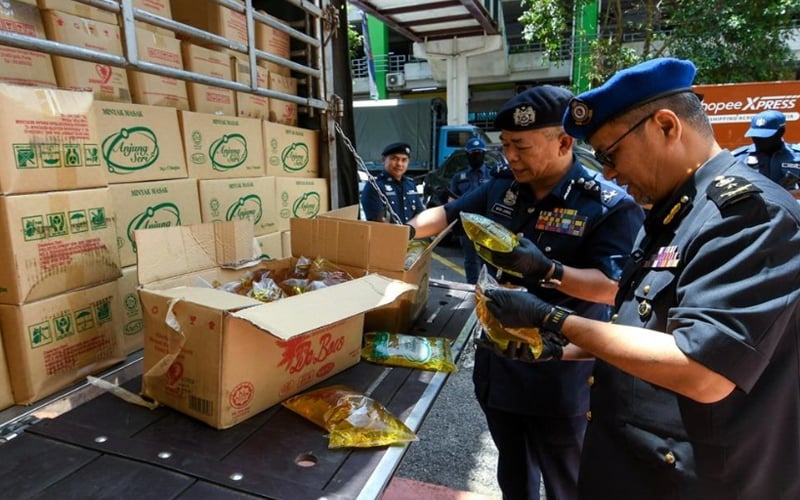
[732,110,800,199]
[486,57,800,498]
[407,85,644,500]
[448,137,494,284]
[360,141,425,224]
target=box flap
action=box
[320,205,359,220]
[232,274,416,340]
[144,286,264,310]
[137,221,256,286]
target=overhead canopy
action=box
[349,0,501,43]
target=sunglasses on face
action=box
[593,112,655,168]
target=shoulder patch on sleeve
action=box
[706,175,762,208]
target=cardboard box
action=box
[255,232,282,260]
[116,265,144,355]
[127,29,188,110]
[275,177,329,231]
[170,0,246,46]
[95,101,188,183]
[0,338,14,411]
[281,230,291,259]
[231,56,269,119]
[110,178,202,267]
[290,216,449,332]
[267,73,297,126]
[41,10,131,102]
[198,176,278,236]
[136,221,413,428]
[134,0,171,18]
[263,121,318,178]
[0,280,125,404]
[0,1,58,88]
[0,84,105,195]
[180,42,235,115]
[37,0,118,24]
[0,187,121,305]
[254,11,290,76]
[178,110,264,179]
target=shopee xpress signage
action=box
[694,81,800,151]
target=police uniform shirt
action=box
[579,150,800,498]
[449,164,493,198]
[732,141,800,188]
[360,170,425,224]
[444,158,645,416]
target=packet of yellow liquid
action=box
[362,331,457,373]
[475,266,545,358]
[459,212,522,277]
[404,239,429,270]
[283,385,418,448]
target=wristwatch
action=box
[539,260,563,289]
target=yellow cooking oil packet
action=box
[282,385,418,448]
[362,331,457,373]
[475,266,546,358]
[460,212,522,277]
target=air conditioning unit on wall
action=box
[386,72,406,89]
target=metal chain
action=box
[333,120,404,225]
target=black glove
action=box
[489,237,552,280]
[483,288,571,351]
[404,224,416,240]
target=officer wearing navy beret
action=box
[360,141,425,224]
[732,109,800,199]
[448,137,493,284]
[407,85,644,500]
[485,58,800,498]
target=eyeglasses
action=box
[593,112,655,168]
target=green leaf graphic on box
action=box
[209,134,248,171]
[281,143,309,172]
[102,127,159,173]
[292,192,321,218]
[127,203,182,252]
[226,195,262,224]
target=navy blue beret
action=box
[381,142,411,157]
[563,58,697,140]
[494,85,573,131]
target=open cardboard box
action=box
[290,213,452,332]
[135,220,415,429]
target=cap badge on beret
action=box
[513,106,536,127]
[569,99,592,126]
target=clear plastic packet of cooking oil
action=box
[404,239,429,270]
[282,385,418,448]
[475,266,546,358]
[459,212,522,277]
[362,331,457,373]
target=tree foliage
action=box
[518,0,800,85]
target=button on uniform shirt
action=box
[360,170,425,224]
[580,150,800,499]
[443,158,645,417]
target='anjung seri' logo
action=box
[281,142,310,172]
[292,192,321,218]
[209,134,248,171]
[127,203,182,252]
[102,127,159,173]
[226,195,263,224]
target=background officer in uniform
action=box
[360,142,425,223]
[407,86,644,500]
[485,58,800,499]
[448,137,494,284]
[733,109,800,199]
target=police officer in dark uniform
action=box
[485,58,800,499]
[449,137,494,284]
[732,109,800,199]
[407,86,644,500]
[360,142,425,224]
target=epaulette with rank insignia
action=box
[706,175,762,208]
[575,175,624,207]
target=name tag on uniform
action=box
[535,208,587,236]
[644,245,680,268]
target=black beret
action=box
[494,85,573,131]
[563,58,697,140]
[381,142,411,157]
